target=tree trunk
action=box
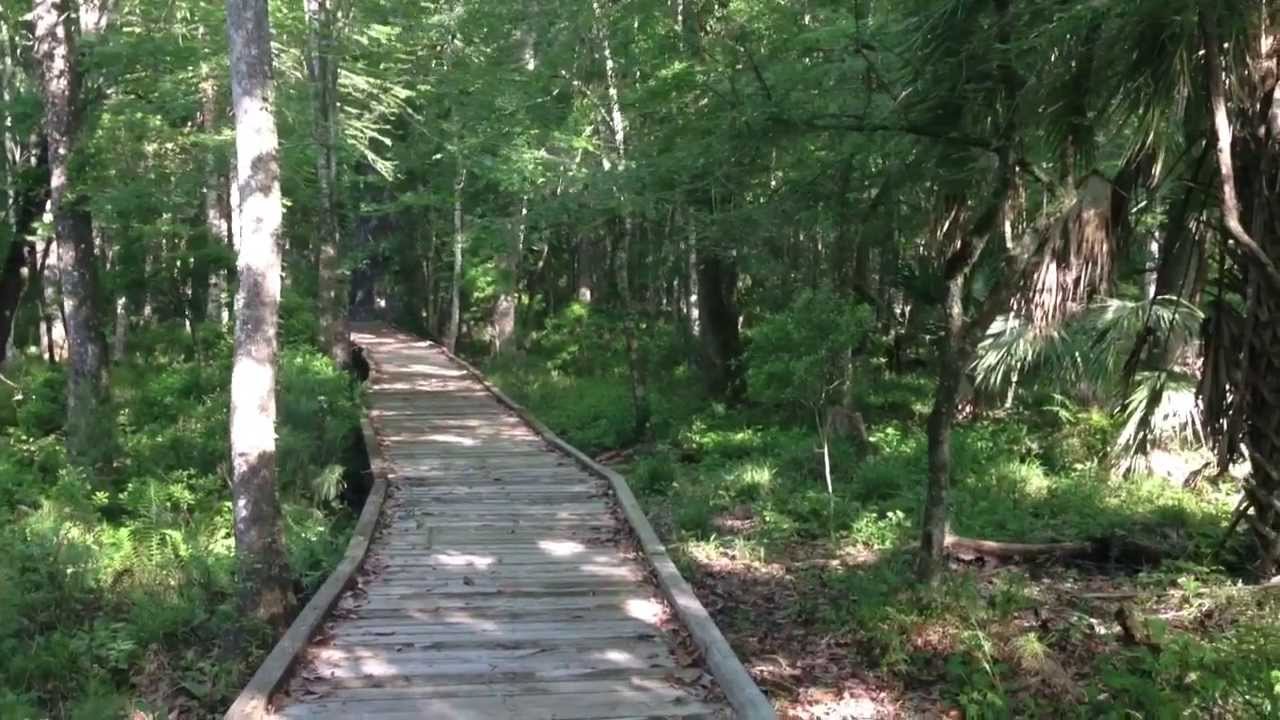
[490,197,524,355]
[920,272,970,580]
[0,136,45,367]
[305,0,349,366]
[617,215,650,437]
[0,240,33,365]
[696,250,743,401]
[423,214,438,336]
[200,74,231,328]
[1200,8,1280,577]
[593,0,649,436]
[576,237,595,303]
[226,0,296,629]
[445,165,465,353]
[33,0,106,464]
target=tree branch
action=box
[1200,8,1280,290]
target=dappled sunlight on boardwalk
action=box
[273,325,725,719]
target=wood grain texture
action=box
[243,324,742,719]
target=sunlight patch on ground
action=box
[623,598,664,624]
[538,539,585,556]
[429,552,496,568]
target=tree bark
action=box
[0,240,34,365]
[920,265,972,580]
[423,212,438,336]
[226,0,295,628]
[490,197,524,355]
[444,165,465,353]
[33,0,105,464]
[200,74,231,328]
[305,0,349,366]
[696,249,743,401]
[593,0,649,436]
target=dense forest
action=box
[3,0,1280,717]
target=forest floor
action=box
[484,317,1280,719]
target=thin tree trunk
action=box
[593,0,649,436]
[490,197,525,355]
[226,0,295,629]
[33,0,106,464]
[920,270,969,580]
[107,237,128,362]
[200,74,231,328]
[424,212,438,336]
[306,0,348,366]
[0,108,42,366]
[445,165,465,353]
[917,0,1025,583]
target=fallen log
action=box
[944,534,1164,567]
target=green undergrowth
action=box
[485,305,1275,719]
[0,322,360,719]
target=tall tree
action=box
[225,0,295,627]
[305,0,349,365]
[200,71,231,328]
[592,0,649,436]
[32,0,107,464]
[444,163,465,353]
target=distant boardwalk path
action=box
[246,324,761,719]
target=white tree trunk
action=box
[226,0,294,628]
[445,165,465,353]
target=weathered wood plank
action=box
[292,675,696,702]
[242,326,740,720]
[276,688,714,719]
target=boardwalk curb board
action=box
[437,341,777,720]
[223,414,391,719]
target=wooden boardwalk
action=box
[272,326,731,719]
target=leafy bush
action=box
[745,288,873,418]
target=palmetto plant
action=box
[975,295,1204,472]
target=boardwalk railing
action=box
[225,324,775,719]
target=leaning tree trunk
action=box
[444,165,465,353]
[305,0,349,366]
[226,0,296,628]
[32,0,106,465]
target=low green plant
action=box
[0,325,358,717]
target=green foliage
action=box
[1096,602,1280,718]
[489,310,1260,719]
[0,331,357,716]
[745,289,874,415]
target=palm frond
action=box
[1113,370,1205,475]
